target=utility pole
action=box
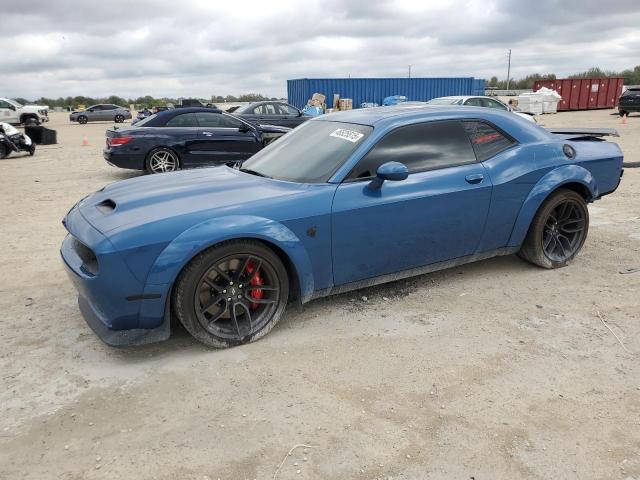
[408,65,412,79]
[506,49,511,91]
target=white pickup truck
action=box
[0,97,49,125]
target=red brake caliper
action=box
[245,261,264,309]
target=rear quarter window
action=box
[462,121,516,161]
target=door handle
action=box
[465,173,484,184]
[201,132,213,136]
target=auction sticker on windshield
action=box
[330,128,364,143]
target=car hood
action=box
[76,167,309,235]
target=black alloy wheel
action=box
[115,114,124,123]
[78,115,88,124]
[541,199,587,262]
[519,188,589,269]
[174,241,289,348]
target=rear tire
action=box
[518,188,589,269]
[173,240,289,348]
[115,114,124,123]
[0,144,8,159]
[145,147,180,174]
[29,145,36,156]
[619,110,629,117]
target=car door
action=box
[85,105,100,121]
[251,103,283,126]
[0,99,19,124]
[160,113,201,166]
[331,120,492,286]
[191,112,261,165]
[276,103,304,128]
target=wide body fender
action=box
[145,215,315,302]
[507,164,597,247]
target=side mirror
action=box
[368,161,409,190]
[297,109,304,117]
[238,124,253,133]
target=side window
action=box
[346,121,477,180]
[481,98,507,110]
[252,105,265,115]
[195,112,244,128]
[464,98,483,107]
[277,104,299,115]
[462,121,516,161]
[0,100,11,108]
[165,113,198,127]
[104,105,118,110]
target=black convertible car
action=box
[232,101,311,128]
[104,107,290,174]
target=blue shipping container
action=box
[287,77,486,109]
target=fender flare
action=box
[507,164,597,247]
[144,215,315,302]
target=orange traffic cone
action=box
[81,135,89,146]
[621,114,627,125]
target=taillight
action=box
[108,136,133,147]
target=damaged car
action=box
[62,104,623,348]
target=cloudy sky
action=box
[2,0,639,99]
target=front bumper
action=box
[60,205,170,346]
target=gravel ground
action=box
[0,110,638,480]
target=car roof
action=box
[153,107,223,118]
[313,104,546,138]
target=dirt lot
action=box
[1,110,638,480]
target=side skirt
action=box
[307,247,519,302]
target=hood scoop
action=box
[96,199,117,214]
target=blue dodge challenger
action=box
[61,105,624,348]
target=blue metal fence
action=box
[288,77,486,109]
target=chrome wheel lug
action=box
[229,281,234,286]
[227,297,231,302]
[222,289,227,294]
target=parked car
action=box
[618,87,640,116]
[427,96,536,122]
[104,107,290,173]
[69,104,132,124]
[61,105,623,348]
[233,101,311,128]
[0,97,49,125]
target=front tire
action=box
[173,240,289,348]
[145,147,180,174]
[77,115,88,125]
[0,144,8,159]
[518,188,589,269]
[23,117,39,126]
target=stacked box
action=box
[338,98,353,110]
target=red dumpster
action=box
[533,77,624,111]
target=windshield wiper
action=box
[239,168,271,179]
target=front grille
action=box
[71,237,99,276]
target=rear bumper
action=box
[103,148,145,170]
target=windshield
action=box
[241,120,372,183]
[133,113,158,126]
[427,98,461,105]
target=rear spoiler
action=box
[547,128,620,139]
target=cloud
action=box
[1,0,639,99]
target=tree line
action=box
[12,93,284,109]
[486,65,640,90]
